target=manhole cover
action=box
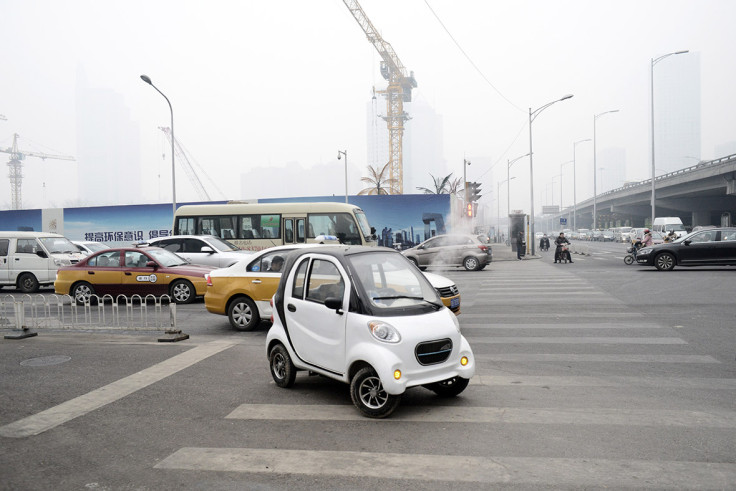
[20,355,72,367]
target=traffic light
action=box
[466,202,473,217]
[467,182,482,202]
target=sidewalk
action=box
[491,243,540,261]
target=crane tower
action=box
[343,0,417,194]
[1,133,75,209]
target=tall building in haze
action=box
[75,68,141,206]
[652,52,701,174]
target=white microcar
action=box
[266,246,475,418]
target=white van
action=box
[0,232,85,292]
[652,217,688,238]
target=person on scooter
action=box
[540,234,550,252]
[554,232,572,263]
[641,229,654,247]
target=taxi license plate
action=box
[450,297,460,309]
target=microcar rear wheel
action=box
[425,376,470,397]
[269,344,296,388]
[350,367,401,418]
[228,296,259,331]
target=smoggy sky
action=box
[2,0,735,214]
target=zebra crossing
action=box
[152,260,736,488]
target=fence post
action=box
[158,302,188,342]
[4,301,38,340]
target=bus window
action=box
[297,218,305,243]
[239,214,281,240]
[199,216,235,238]
[284,219,294,244]
[177,217,196,235]
[308,213,361,245]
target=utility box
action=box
[509,213,527,252]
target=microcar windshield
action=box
[348,252,442,314]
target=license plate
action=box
[450,297,460,309]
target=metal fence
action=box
[0,294,178,334]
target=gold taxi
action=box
[55,247,214,304]
[205,245,461,331]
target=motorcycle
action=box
[555,244,571,263]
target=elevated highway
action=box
[552,153,736,229]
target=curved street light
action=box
[140,75,176,215]
[651,50,689,225]
[529,94,573,256]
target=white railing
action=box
[1,294,181,340]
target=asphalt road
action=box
[1,241,735,490]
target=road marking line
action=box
[154,448,736,487]
[465,337,687,344]
[225,404,736,427]
[461,323,662,329]
[470,374,736,389]
[476,354,720,363]
[0,340,237,438]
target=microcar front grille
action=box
[415,338,453,366]
[435,285,459,297]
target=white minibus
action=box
[173,202,377,251]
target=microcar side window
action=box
[305,259,344,304]
[291,258,310,299]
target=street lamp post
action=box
[593,110,619,230]
[337,150,348,203]
[529,94,573,256]
[507,153,530,242]
[651,50,689,225]
[140,75,176,216]
[572,139,591,231]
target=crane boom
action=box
[158,127,211,201]
[1,133,75,209]
[343,0,416,194]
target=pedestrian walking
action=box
[516,231,524,260]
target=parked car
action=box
[635,228,736,271]
[266,245,475,418]
[72,240,111,255]
[0,232,85,292]
[401,234,492,271]
[141,235,252,267]
[205,245,462,331]
[55,247,214,304]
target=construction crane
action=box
[158,126,225,202]
[343,0,417,194]
[1,133,75,210]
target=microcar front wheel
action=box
[350,367,401,418]
[425,376,470,397]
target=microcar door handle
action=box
[287,303,296,312]
[125,272,132,276]
[88,271,95,275]
[252,279,262,284]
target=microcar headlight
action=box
[54,258,71,267]
[368,321,401,343]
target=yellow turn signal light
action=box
[460,356,469,366]
[394,370,402,380]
